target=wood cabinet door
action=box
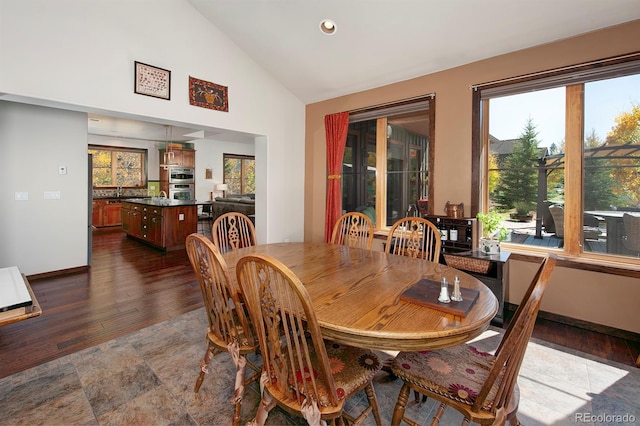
[149,215,163,246]
[159,148,195,168]
[129,210,142,237]
[181,150,195,168]
[121,206,130,232]
[104,202,122,226]
[92,200,104,227]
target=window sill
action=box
[502,243,640,278]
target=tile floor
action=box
[0,308,638,425]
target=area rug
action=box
[0,308,637,425]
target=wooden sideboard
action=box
[440,249,510,326]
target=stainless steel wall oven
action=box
[168,184,195,201]
[168,167,195,184]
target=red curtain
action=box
[324,112,349,242]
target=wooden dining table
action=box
[223,242,498,352]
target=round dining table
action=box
[223,242,498,352]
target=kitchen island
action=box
[121,199,197,251]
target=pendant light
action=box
[160,125,177,169]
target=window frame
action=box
[88,144,147,188]
[346,95,435,230]
[472,52,640,267]
[223,153,255,195]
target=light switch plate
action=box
[44,191,61,200]
[15,192,28,201]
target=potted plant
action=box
[476,211,508,255]
[510,201,534,222]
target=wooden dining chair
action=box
[331,211,374,250]
[236,253,383,426]
[390,253,557,426]
[385,217,441,262]
[185,234,261,426]
[211,211,257,253]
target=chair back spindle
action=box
[237,254,339,406]
[385,217,441,262]
[212,212,257,253]
[237,254,383,425]
[331,211,374,250]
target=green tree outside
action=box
[495,118,540,211]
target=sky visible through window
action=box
[489,74,640,147]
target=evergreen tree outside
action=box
[495,118,540,211]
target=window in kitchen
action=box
[223,154,255,195]
[88,145,147,188]
[342,95,434,228]
[474,54,640,263]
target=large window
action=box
[475,55,640,263]
[88,145,147,188]
[223,154,255,195]
[342,96,434,228]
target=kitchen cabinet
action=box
[159,148,195,171]
[92,199,122,227]
[92,201,103,227]
[103,200,122,226]
[122,201,197,251]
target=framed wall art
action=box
[134,61,171,100]
[189,76,228,112]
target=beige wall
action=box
[304,20,640,334]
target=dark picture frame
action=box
[189,76,228,112]
[134,61,171,100]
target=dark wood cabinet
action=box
[159,148,196,175]
[103,201,122,227]
[440,249,509,326]
[158,148,196,198]
[423,215,478,255]
[122,201,197,251]
[423,216,507,325]
[92,200,103,227]
[93,199,122,227]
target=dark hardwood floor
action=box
[1,227,638,379]
[0,227,203,379]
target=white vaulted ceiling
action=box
[189,0,640,104]
[90,0,640,140]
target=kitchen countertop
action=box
[93,196,152,200]
[122,198,199,207]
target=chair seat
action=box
[281,339,382,408]
[207,323,255,354]
[392,344,504,412]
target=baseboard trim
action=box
[27,265,90,281]
[505,302,640,343]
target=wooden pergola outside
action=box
[534,144,640,238]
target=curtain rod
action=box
[349,93,435,114]
[469,52,640,91]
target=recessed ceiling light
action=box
[320,19,336,35]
